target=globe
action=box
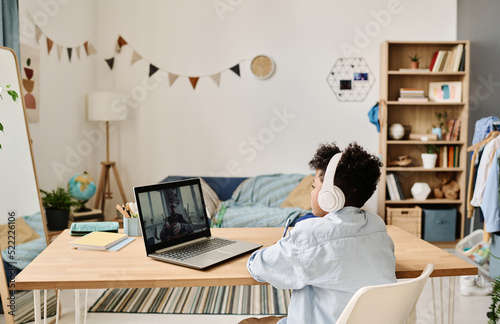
[68,172,96,211]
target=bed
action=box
[161,174,316,228]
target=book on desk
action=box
[70,231,131,251]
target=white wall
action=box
[19,0,457,218]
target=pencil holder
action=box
[124,217,141,236]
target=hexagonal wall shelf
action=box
[326,57,375,102]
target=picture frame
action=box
[428,81,462,103]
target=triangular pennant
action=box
[168,73,179,86]
[84,41,89,55]
[47,38,54,54]
[118,35,127,47]
[67,48,73,62]
[75,46,81,60]
[149,64,159,77]
[105,57,115,70]
[56,44,63,60]
[87,42,97,55]
[230,64,241,77]
[35,25,42,44]
[189,77,199,90]
[130,50,142,65]
[210,73,221,86]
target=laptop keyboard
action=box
[160,238,235,260]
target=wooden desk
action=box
[16,226,477,291]
[15,226,477,324]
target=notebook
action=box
[70,231,128,250]
[134,178,262,270]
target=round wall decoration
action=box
[251,55,275,79]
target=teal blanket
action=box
[213,174,310,228]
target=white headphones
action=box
[318,153,345,212]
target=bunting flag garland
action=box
[116,35,127,53]
[27,24,253,90]
[46,38,54,54]
[75,46,81,60]
[210,73,221,86]
[230,64,241,77]
[189,77,200,90]
[149,64,159,77]
[35,25,42,43]
[27,13,97,62]
[131,50,142,65]
[168,74,179,86]
[56,45,63,60]
[105,58,115,70]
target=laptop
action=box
[134,178,262,270]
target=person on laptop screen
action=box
[155,189,194,242]
[242,142,397,324]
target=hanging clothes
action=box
[470,135,500,207]
[481,148,500,233]
[467,131,500,218]
[472,116,500,145]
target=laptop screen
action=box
[134,178,211,254]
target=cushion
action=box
[0,217,40,249]
[200,178,220,218]
[281,174,314,210]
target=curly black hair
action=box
[309,142,383,208]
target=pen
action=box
[282,218,292,238]
[116,204,130,218]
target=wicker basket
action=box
[386,206,422,238]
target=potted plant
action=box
[409,54,420,69]
[40,187,78,231]
[488,275,500,323]
[422,145,439,169]
[431,111,449,140]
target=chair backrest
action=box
[336,263,434,324]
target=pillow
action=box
[280,174,314,210]
[200,178,220,218]
[0,217,40,249]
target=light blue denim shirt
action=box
[247,207,396,324]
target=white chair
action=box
[336,263,434,324]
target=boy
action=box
[242,142,396,324]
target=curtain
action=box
[0,0,20,63]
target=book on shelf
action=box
[458,48,466,71]
[429,45,465,73]
[393,174,404,200]
[398,88,427,102]
[69,231,128,250]
[398,97,429,103]
[439,146,460,167]
[386,173,403,201]
[443,119,461,141]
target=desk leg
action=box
[84,289,88,324]
[448,277,455,324]
[33,290,41,324]
[56,289,61,324]
[75,290,81,324]
[44,290,47,324]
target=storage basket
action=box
[386,206,422,238]
[456,229,484,257]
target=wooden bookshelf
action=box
[379,40,470,241]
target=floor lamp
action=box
[87,91,128,214]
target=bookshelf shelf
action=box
[379,40,470,241]
[385,199,462,204]
[387,101,466,106]
[388,71,466,76]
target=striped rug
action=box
[13,290,57,324]
[89,286,291,315]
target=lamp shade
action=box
[87,91,127,121]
